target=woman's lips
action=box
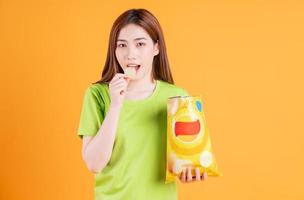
[126,65,141,72]
[174,120,200,136]
[135,65,141,72]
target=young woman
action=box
[77,8,207,200]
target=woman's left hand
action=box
[179,167,208,183]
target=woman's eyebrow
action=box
[117,37,147,42]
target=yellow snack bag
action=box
[165,95,223,183]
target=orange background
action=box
[1,0,303,199]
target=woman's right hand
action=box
[108,73,130,108]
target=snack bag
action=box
[165,95,222,183]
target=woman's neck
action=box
[126,76,156,92]
[124,76,157,100]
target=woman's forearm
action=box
[83,104,122,173]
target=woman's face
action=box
[115,23,159,81]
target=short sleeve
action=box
[181,88,189,96]
[77,86,105,139]
[176,87,189,97]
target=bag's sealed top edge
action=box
[168,95,202,100]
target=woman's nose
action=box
[126,46,137,59]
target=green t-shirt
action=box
[77,79,188,200]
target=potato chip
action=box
[124,67,136,79]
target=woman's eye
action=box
[137,42,145,47]
[117,44,126,48]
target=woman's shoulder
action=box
[83,82,110,104]
[87,82,109,93]
[158,80,189,97]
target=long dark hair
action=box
[94,8,174,85]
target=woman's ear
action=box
[154,40,159,56]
